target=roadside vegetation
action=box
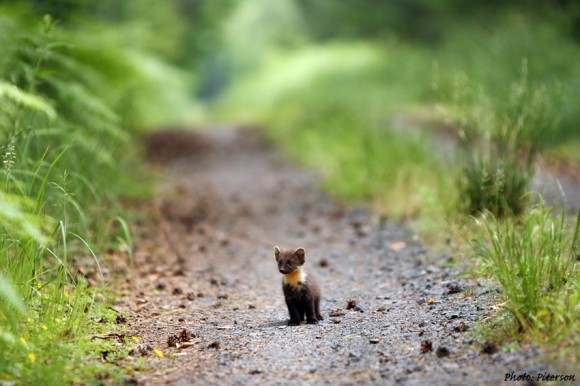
[0,3,192,383]
[212,0,580,361]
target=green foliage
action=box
[218,43,452,221]
[296,0,578,43]
[432,12,579,146]
[473,205,580,350]
[0,5,192,383]
[452,60,553,216]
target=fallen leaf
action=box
[389,242,407,251]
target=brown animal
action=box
[274,246,323,326]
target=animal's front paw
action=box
[306,318,318,325]
[288,319,300,326]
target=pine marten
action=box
[274,246,323,326]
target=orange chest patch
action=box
[283,270,307,289]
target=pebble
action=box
[348,352,361,362]
[369,338,380,344]
[406,365,423,374]
[442,362,459,372]
[436,346,450,358]
[303,365,317,373]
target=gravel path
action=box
[116,127,572,385]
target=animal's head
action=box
[274,246,306,274]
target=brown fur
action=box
[275,247,323,326]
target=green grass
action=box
[472,204,579,355]
[452,60,549,217]
[0,9,190,384]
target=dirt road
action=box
[116,127,567,385]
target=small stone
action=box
[481,342,498,355]
[348,352,361,362]
[446,282,462,294]
[207,341,221,350]
[249,369,263,375]
[119,375,138,385]
[303,365,317,373]
[442,362,459,372]
[436,346,450,358]
[172,287,183,295]
[369,338,380,344]
[454,322,469,332]
[406,365,423,374]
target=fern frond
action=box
[0,190,49,244]
[0,81,56,120]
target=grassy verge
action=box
[0,10,188,384]
[472,204,579,358]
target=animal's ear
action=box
[274,246,281,261]
[294,247,306,264]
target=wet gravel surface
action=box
[116,128,573,385]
